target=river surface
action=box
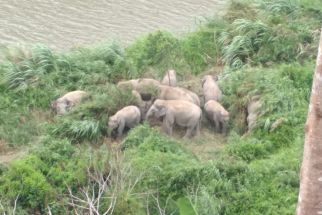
[0,0,227,50]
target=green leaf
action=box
[176,197,197,215]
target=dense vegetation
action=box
[0,0,320,214]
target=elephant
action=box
[131,90,153,121]
[108,105,141,138]
[157,85,200,106]
[131,90,143,103]
[51,90,89,115]
[135,78,161,100]
[180,87,201,107]
[247,95,262,130]
[204,100,229,134]
[117,79,139,91]
[161,69,176,87]
[202,75,222,103]
[146,99,201,138]
[117,78,160,101]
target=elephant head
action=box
[52,99,71,115]
[202,75,218,86]
[146,100,167,119]
[220,111,230,134]
[107,115,119,137]
[108,115,119,131]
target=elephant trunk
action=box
[146,108,153,119]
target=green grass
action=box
[0,0,320,214]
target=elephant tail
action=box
[196,115,202,136]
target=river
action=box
[0,0,227,50]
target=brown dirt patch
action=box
[0,149,26,165]
[178,127,227,161]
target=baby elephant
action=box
[204,100,229,134]
[51,90,88,115]
[202,75,222,103]
[161,69,176,87]
[108,106,141,138]
[146,99,201,138]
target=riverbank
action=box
[0,0,321,214]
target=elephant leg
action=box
[184,126,194,138]
[221,121,227,135]
[117,119,125,138]
[195,120,201,136]
[162,114,174,136]
[213,115,220,133]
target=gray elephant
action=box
[180,87,200,106]
[204,100,229,134]
[117,79,139,91]
[108,105,141,138]
[51,90,89,115]
[202,75,222,103]
[158,85,200,106]
[161,69,176,87]
[146,99,201,138]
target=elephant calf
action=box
[146,99,201,138]
[204,100,229,134]
[51,90,88,115]
[202,75,222,103]
[108,106,141,138]
[161,69,176,87]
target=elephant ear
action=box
[157,106,167,117]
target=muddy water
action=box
[0,0,226,50]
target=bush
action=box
[181,27,218,74]
[0,155,53,209]
[126,30,186,77]
[33,137,75,165]
[122,124,185,154]
[226,133,273,162]
[49,119,102,143]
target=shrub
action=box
[49,119,102,143]
[0,155,53,209]
[122,124,185,154]
[219,19,274,68]
[181,27,218,74]
[33,137,75,165]
[126,30,186,77]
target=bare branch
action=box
[12,194,19,215]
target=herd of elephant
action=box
[51,70,230,139]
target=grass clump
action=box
[126,30,185,77]
[0,155,53,209]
